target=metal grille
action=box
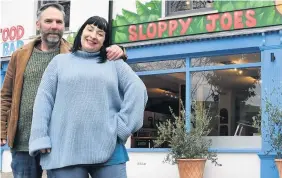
[193,0,208,9]
[169,1,191,12]
[166,0,213,16]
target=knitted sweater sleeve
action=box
[114,60,148,143]
[29,56,59,156]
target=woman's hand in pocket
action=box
[40,148,51,154]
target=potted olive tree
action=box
[154,101,221,178]
[264,86,282,178]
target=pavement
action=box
[1,171,47,178]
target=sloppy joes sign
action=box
[129,10,256,41]
[112,6,282,43]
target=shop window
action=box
[166,0,214,17]
[191,67,261,137]
[37,0,70,31]
[131,72,186,148]
[129,59,185,72]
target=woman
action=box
[29,16,148,178]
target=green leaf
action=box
[233,1,246,10]
[122,9,140,23]
[262,1,274,6]
[221,1,234,12]
[247,1,257,8]
[266,7,276,25]
[136,0,149,17]
[112,20,117,27]
[197,17,205,32]
[213,1,221,11]
[255,7,263,15]
[275,12,282,24]
[115,26,128,33]
[148,14,159,21]
[188,25,194,34]
[114,31,127,43]
[145,0,162,16]
[163,31,169,38]
[255,0,264,8]
[256,12,265,26]
[150,9,162,18]
[140,16,147,22]
[115,15,128,26]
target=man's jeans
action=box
[48,163,127,178]
[11,151,43,178]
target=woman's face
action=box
[81,24,106,53]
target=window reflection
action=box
[191,53,261,67]
[130,59,185,72]
[191,68,261,136]
[131,73,186,148]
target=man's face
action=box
[36,7,65,46]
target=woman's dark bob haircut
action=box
[71,16,109,63]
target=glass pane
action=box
[131,72,186,148]
[129,59,185,72]
[191,67,261,136]
[191,53,261,67]
[60,1,70,28]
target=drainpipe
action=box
[108,1,113,45]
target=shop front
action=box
[112,1,282,178]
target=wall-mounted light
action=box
[271,53,276,62]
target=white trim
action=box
[159,9,218,21]
[161,0,166,18]
[1,56,11,62]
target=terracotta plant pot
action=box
[276,159,282,178]
[177,159,207,178]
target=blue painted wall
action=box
[259,33,282,178]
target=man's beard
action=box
[41,30,63,48]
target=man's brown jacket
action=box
[1,37,71,148]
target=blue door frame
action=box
[126,30,282,178]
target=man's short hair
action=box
[37,3,65,20]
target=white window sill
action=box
[159,9,218,21]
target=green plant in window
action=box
[154,100,221,166]
[66,32,77,45]
[252,111,261,135]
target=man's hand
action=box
[1,139,7,146]
[106,45,124,60]
[40,148,51,154]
